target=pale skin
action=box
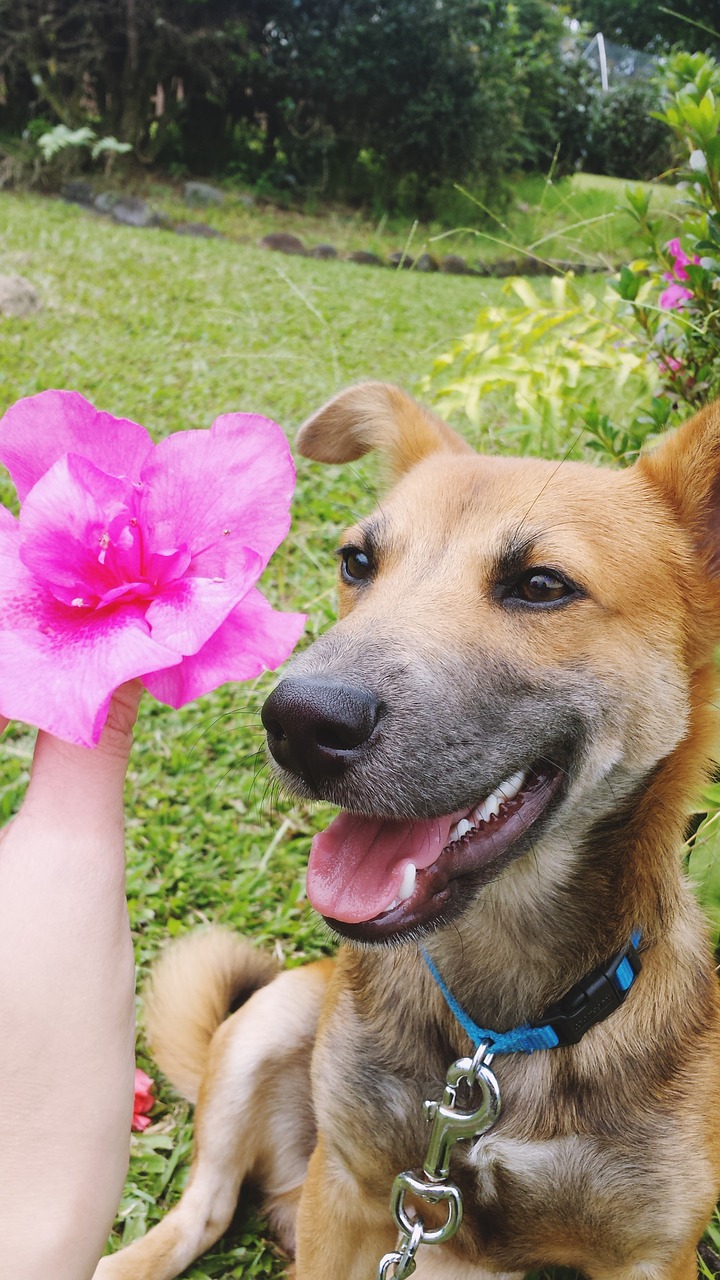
[0,681,142,1279]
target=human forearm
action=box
[0,685,140,1278]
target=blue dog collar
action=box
[422,930,642,1055]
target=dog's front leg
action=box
[412,1252,524,1280]
[295,1137,397,1279]
[588,1243,699,1280]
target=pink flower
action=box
[662,238,701,293]
[0,391,306,746]
[659,353,683,375]
[659,282,694,310]
[132,1067,155,1132]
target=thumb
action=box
[25,681,143,831]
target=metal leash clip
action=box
[376,1043,501,1279]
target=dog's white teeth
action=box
[383,863,417,914]
[468,771,526,829]
[398,862,417,902]
[497,769,526,802]
[485,792,501,819]
[446,770,528,852]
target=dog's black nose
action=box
[261,678,381,783]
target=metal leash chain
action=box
[377,1042,501,1280]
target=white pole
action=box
[596,31,609,92]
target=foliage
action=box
[0,0,595,211]
[425,274,657,457]
[611,50,720,410]
[688,780,720,949]
[35,123,132,176]
[581,394,672,465]
[582,78,674,180]
[567,0,720,54]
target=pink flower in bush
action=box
[0,391,306,746]
[658,353,683,375]
[665,237,696,281]
[659,238,701,309]
[659,281,694,310]
[132,1067,155,1132]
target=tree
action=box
[568,0,720,54]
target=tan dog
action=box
[96,385,720,1280]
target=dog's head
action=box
[262,384,720,945]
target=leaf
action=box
[688,812,720,945]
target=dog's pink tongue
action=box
[306,810,453,924]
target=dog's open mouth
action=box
[306,763,565,941]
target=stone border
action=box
[59,183,610,279]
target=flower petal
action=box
[140,414,296,574]
[133,1068,155,1115]
[0,390,154,501]
[18,454,138,604]
[0,519,180,745]
[142,588,306,708]
[659,283,693,310]
[145,549,261,656]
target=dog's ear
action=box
[296,382,473,477]
[637,400,720,575]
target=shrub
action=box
[583,79,675,180]
[423,275,657,458]
[613,50,720,410]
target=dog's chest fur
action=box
[312,910,720,1274]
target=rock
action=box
[184,181,225,206]
[310,243,338,259]
[173,221,225,239]
[346,250,385,267]
[0,274,41,318]
[259,232,306,255]
[486,257,526,278]
[415,253,439,273]
[388,251,414,270]
[439,254,473,275]
[61,180,95,207]
[94,192,118,214]
[111,196,162,229]
[546,259,602,277]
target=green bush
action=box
[584,79,675,180]
[613,50,720,410]
[423,275,657,458]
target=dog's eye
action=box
[340,546,373,583]
[507,569,575,606]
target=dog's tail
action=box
[143,927,279,1104]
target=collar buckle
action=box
[540,935,642,1047]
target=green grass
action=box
[0,188,503,1276]
[458,171,679,267]
[0,184,713,1279]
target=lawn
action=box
[0,189,506,1276]
[0,183,714,1279]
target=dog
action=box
[96,383,720,1280]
